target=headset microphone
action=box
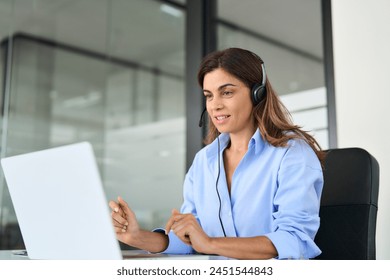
[198,107,207,127]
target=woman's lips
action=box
[214,115,230,124]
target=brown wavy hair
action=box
[197,47,326,166]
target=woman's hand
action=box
[108,196,141,246]
[165,209,213,254]
[108,196,169,253]
[165,209,277,259]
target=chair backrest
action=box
[314,147,380,260]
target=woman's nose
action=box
[208,96,223,110]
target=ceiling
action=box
[218,0,323,59]
[0,0,323,68]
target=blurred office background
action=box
[0,0,388,258]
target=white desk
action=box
[0,249,227,260]
[0,250,29,260]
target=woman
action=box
[110,47,325,259]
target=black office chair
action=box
[314,147,380,259]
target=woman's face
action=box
[203,68,255,135]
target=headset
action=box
[251,63,267,106]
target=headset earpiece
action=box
[251,63,267,106]
[251,83,266,105]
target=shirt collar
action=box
[206,128,266,159]
[251,128,266,155]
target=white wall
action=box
[332,0,390,259]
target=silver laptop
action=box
[1,142,123,260]
[1,142,216,260]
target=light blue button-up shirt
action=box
[157,129,323,259]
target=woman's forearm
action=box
[205,236,277,260]
[128,230,169,253]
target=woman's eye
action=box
[222,91,232,96]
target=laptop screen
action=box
[1,142,122,260]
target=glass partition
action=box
[0,0,186,249]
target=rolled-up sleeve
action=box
[265,141,323,259]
